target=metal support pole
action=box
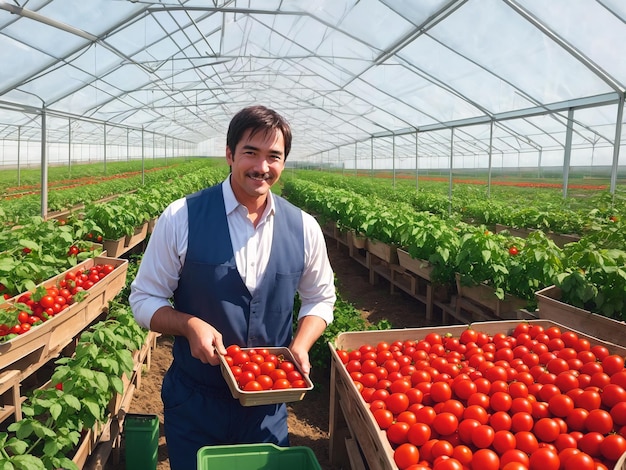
[449,128,454,215]
[103,123,107,175]
[40,107,48,219]
[17,126,21,187]
[141,126,145,185]
[562,108,574,199]
[415,130,419,191]
[488,120,494,198]
[68,118,72,177]
[370,137,374,177]
[610,94,624,196]
[392,134,396,189]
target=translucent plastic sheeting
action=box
[0,0,623,171]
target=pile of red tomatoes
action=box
[0,263,116,338]
[335,322,626,470]
[223,345,308,391]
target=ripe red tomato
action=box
[472,448,499,470]
[39,295,56,309]
[387,421,411,445]
[386,392,409,415]
[508,246,519,256]
[529,447,560,470]
[256,375,273,390]
[272,378,291,390]
[393,443,420,469]
[373,408,394,430]
[17,311,29,324]
[243,380,263,391]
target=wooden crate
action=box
[536,285,626,348]
[328,319,626,470]
[397,249,432,281]
[124,222,148,248]
[455,274,527,319]
[0,256,128,424]
[367,239,398,264]
[102,237,126,258]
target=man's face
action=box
[226,128,285,206]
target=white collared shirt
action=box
[129,177,336,329]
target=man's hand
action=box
[184,316,227,365]
[150,306,227,366]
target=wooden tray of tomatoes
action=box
[328,320,626,470]
[219,346,313,406]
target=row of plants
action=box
[0,158,222,224]
[0,300,146,469]
[0,158,188,193]
[290,171,625,236]
[0,164,228,298]
[282,178,626,319]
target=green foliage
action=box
[292,290,392,371]
[0,302,146,469]
[558,240,626,320]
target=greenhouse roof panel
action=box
[0,0,623,164]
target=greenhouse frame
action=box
[0,0,625,193]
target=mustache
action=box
[246,172,271,180]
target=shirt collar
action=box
[222,176,276,219]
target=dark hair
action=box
[226,105,292,159]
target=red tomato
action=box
[39,295,56,309]
[407,422,431,446]
[279,360,295,373]
[256,375,273,390]
[600,433,626,461]
[529,447,560,470]
[243,380,262,391]
[602,355,625,376]
[17,311,29,324]
[472,448,499,470]
[386,392,410,415]
[336,349,349,364]
[373,408,394,430]
[272,378,291,390]
[232,351,250,366]
[387,421,411,445]
[584,409,613,434]
[432,412,458,436]
[393,443,420,470]
[472,424,495,449]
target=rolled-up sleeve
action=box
[296,212,336,325]
[129,198,188,329]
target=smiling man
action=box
[129,105,336,470]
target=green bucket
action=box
[197,443,322,470]
[124,413,159,470]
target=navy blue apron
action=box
[162,184,304,470]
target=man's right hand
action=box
[184,316,227,365]
[150,306,227,366]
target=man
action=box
[129,105,336,469]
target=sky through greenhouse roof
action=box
[0,0,624,166]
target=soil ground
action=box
[106,238,438,470]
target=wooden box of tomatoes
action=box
[328,320,626,470]
[0,256,128,380]
[219,346,314,407]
